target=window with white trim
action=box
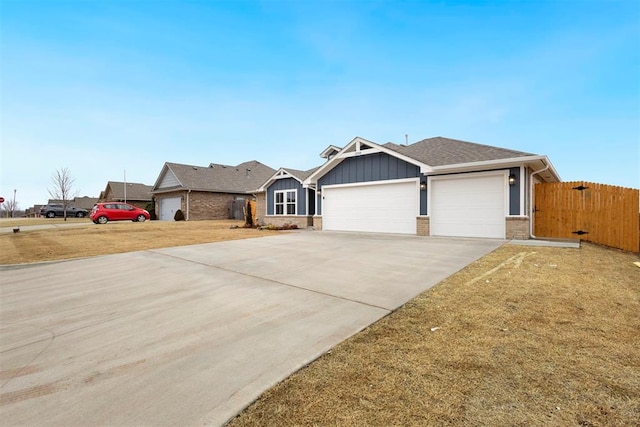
[274,190,296,215]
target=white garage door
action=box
[323,180,418,234]
[159,197,181,221]
[430,174,506,238]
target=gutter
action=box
[529,161,550,239]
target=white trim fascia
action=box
[304,137,432,186]
[322,177,420,190]
[152,163,184,191]
[258,168,304,192]
[340,148,382,158]
[430,155,561,181]
[427,170,509,217]
[320,145,342,159]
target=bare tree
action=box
[49,167,77,221]
[2,199,19,218]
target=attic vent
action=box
[193,167,198,170]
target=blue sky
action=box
[1,0,639,210]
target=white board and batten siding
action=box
[429,172,507,239]
[322,178,419,234]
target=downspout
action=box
[529,162,550,239]
[186,190,191,221]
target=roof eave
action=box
[430,155,561,182]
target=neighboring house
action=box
[73,196,100,211]
[100,181,153,209]
[152,160,276,221]
[259,136,560,239]
[257,167,320,228]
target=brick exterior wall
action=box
[313,216,323,230]
[188,191,244,221]
[155,191,184,220]
[264,216,312,229]
[417,216,430,236]
[156,191,249,221]
[255,192,266,226]
[506,216,530,240]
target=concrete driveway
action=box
[0,232,503,426]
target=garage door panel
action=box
[430,175,505,239]
[323,180,417,234]
[160,197,181,221]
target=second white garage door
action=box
[159,197,182,221]
[429,173,506,238]
[322,179,418,234]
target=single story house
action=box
[152,160,276,221]
[100,181,153,209]
[72,196,100,211]
[258,136,560,239]
[257,167,319,228]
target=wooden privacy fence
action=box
[534,181,640,252]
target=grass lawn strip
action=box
[0,220,280,264]
[229,243,640,426]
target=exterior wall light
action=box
[420,180,427,190]
[509,174,517,186]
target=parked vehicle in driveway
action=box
[90,202,150,224]
[40,204,89,218]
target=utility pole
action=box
[12,189,16,218]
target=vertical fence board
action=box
[534,181,639,252]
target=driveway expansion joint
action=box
[147,249,392,312]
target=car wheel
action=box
[97,216,108,224]
[136,214,146,222]
[76,212,85,218]
[46,211,55,218]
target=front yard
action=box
[229,243,640,426]
[1,221,638,425]
[0,219,279,264]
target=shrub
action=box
[245,201,254,228]
[145,202,157,220]
[174,209,185,221]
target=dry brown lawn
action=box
[229,243,640,427]
[0,219,280,264]
[2,221,638,425]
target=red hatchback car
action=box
[90,202,150,224]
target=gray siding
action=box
[267,178,307,215]
[307,188,316,215]
[509,167,521,215]
[319,153,420,186]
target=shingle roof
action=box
[73,196,100,210]
[162,160,276,193]
[385,136,536,166]
[106,182,153,201]
[282,167,320,182]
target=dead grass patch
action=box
[0,220,281,264]
[229,243,640,426]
